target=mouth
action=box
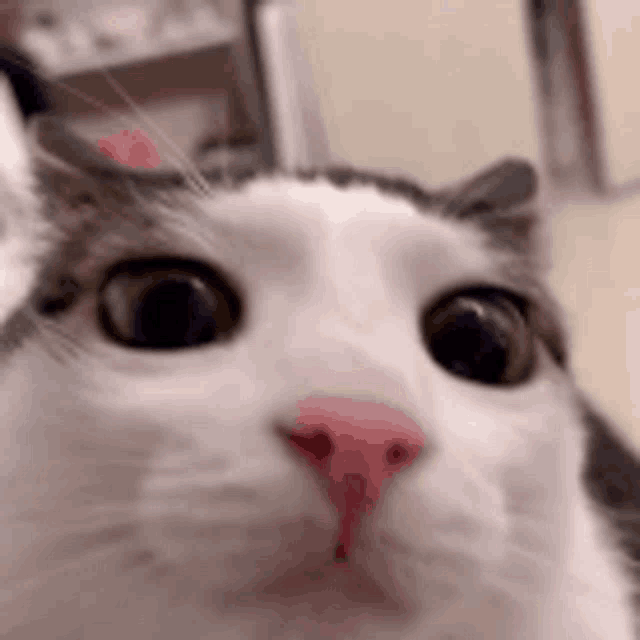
[121,505,428,632]
[222,547,410,623]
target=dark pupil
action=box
[98,258,242,350]
[137,280,215,348]
[430,307,509,384]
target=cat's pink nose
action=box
[283,397,426,561]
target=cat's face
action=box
[0,68,636,639]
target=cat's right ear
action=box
[0,42,51,187]
[0,46,55,329]
[0,72,32,186]
[0,42,51,119]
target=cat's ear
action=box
[442,158,541,257]
[0,43,51,191]
[0,43,51,120]
[0,48,55,329]
[0,72,33,185]
[443,158,537,218]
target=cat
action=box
[0,45,638,640]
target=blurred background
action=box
[3,0,639,445]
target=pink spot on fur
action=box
[98,129,161,169]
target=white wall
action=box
[547,194,640,445]
[295,0,540,186]
[582,0,640,187]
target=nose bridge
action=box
[283,302,420,396]
[330,227,392,334]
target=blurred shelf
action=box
[199,143,263,175]
[20,9,239,80]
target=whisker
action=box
[22,305,86,364]
[99,69,212,197]
[35,329,78,364]
[53,77,209,199]
[217,91,232,189]
[52,80,113,119]
[38,5,211,196]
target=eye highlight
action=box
[421,287,534,385]
[97,257,243,350]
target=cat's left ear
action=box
[442,158,542,258]
[443,158,537,218]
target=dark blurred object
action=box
[0,40,51,118]
[526,0,605,194]
[0,0,20,44]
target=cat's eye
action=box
[97,257,242,350]
[421,287,533,385]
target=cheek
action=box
[426,341,577,464]
[377,340,581,564]
[0,354,72,504]
[0,348,163,517]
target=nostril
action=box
[282,431,417,471]
[385,443,410,466]
[286,430,334,464]
[278,398,426,478]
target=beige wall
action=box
[548,194,640,446]
[295,0,640,446]
[295,0,540,186]
[582,0,640,188]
